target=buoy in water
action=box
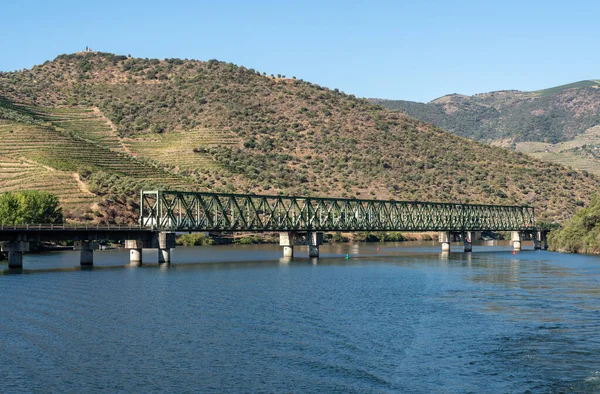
[345,254,350,260]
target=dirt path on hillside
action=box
[92,107,132,154]
[72,172,95,196]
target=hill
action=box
[1,52,599,223]
[372,80,600,144]
[371,81,600,176]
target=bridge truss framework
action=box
[140,190,536,233]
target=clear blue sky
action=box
[2,0,599,102]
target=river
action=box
[1,241,599,393]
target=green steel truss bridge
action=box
[140,191,536,232]
[0,190,541,269]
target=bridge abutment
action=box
[1,241,29,269]
[439,232,451,252]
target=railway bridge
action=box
[0,190,546,268]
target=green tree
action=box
[548,194,600,253]
[0,191,63,225]
[0,192,19,224]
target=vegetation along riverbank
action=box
[548,194,600,253]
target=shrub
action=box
[176,233,214,246]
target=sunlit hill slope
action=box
[0,52,599,223]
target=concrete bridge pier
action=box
[439,232,451,252]
[463,231,472,252]
[534,231,542,250]
[279,232,323,258]
[1,241,30,269]
[534,230,548,250]
[279,232,295,258]
[158,232,176,264]
[130,249,142,264]
[541,231,548,250]
[74,241,99,266]
[307,232,324,258]
[511,231,522,251]
[125,239,145,265]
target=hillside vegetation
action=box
[1,52,600,223]
[372,81,600,176]
[372,81,600,144]
[548,194,600,253]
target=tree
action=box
[0,191,63,225]
[548,194,600,253]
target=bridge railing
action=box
[0,224,144,231]
[140,190,536,232]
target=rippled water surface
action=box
[1,241,600,393]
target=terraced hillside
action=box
[32,106,128,153]
[0,101,205,221]
[122,128,240,177]
[0,153,97,216]
[2,52,600,223]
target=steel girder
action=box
[140,191,536,232]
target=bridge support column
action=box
[125,239,145,265]
[539,231,548,250]
[130,249,142,264]
[1,241,29,269]
[307,232,323,258]
[439,232,451,252]
[280,232,295,258]
[463,231,472,253]
[158,232,176,264]
[512,231,522,251]
[74,241,98,266]
[534,231,542,250]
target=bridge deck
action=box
[0,224,152,242]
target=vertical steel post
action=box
[139,190,144,227]
[157,190,163,230]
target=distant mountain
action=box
[371,80,600,145]
[1,53,599,223]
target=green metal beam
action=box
[140,191,536,232]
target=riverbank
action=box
[176,231,441,246]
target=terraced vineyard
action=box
[0,153,97,216]
[0,104,204,220]
[517,126,600,176]
[123,128,240,174]
[31,106,128,153]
